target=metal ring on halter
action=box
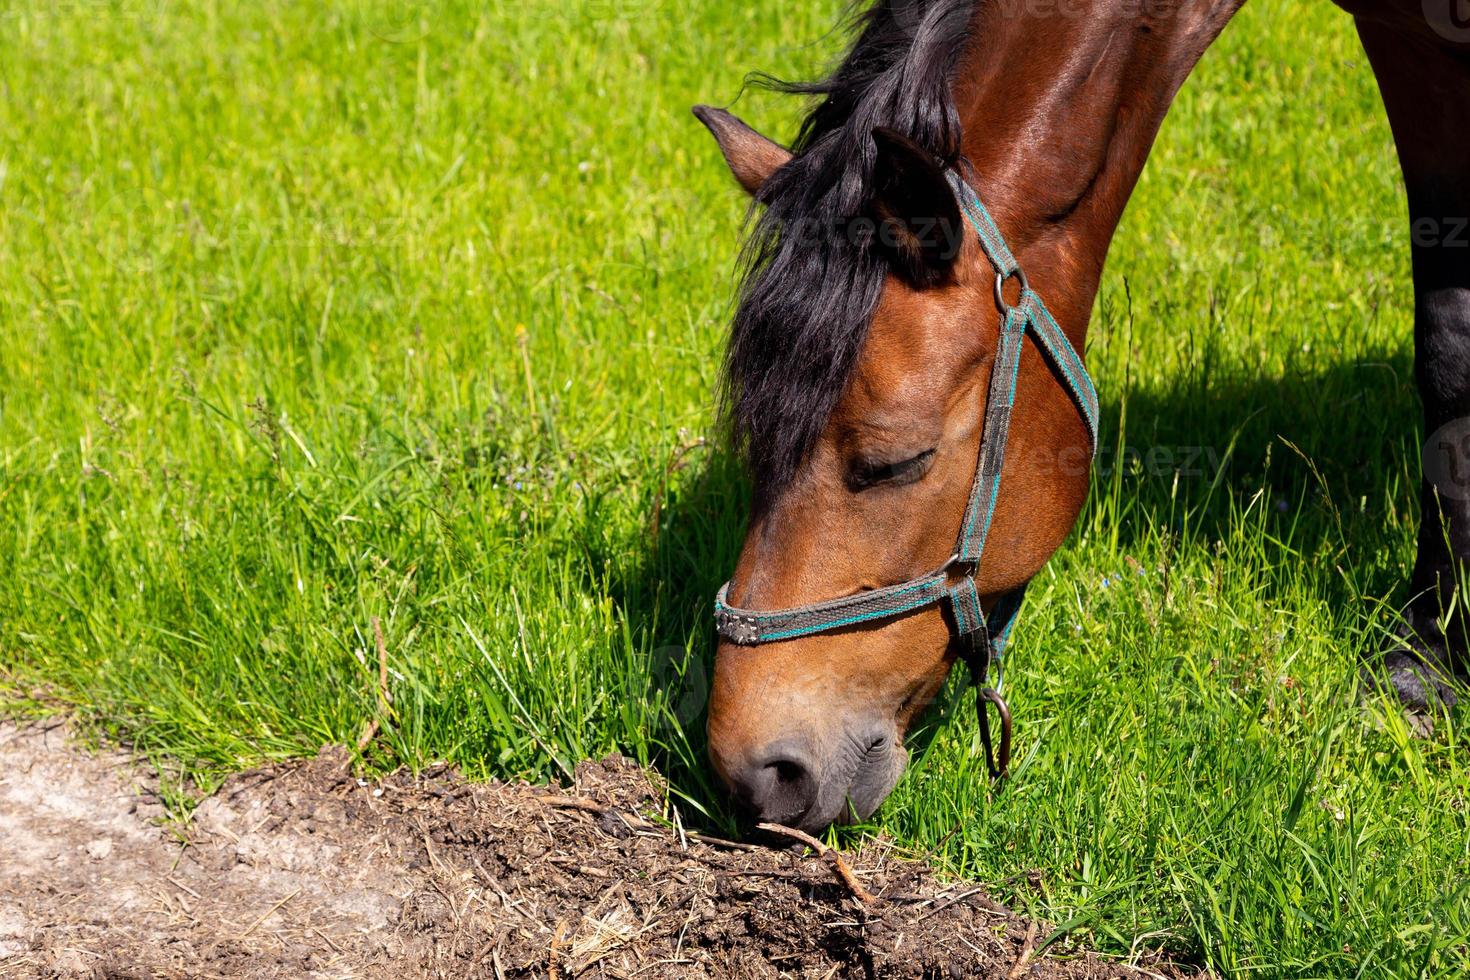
[977,687,1012,780]
[936,552,968,577]
[993,267,1029,315]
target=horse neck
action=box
[953,1,1247,341]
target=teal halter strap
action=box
[713,168,1099,770]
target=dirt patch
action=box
[0,722,1193,978]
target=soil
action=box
[0,721,1194,979]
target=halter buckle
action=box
[993,267,1029,315]
[714,608,761,646]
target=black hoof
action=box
[1362,622,1461,725]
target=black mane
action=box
[724,0,975,497]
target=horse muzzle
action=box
[715,726,907,833]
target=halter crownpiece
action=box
[713,166,1100,779]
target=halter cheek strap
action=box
[713,168,1100,779]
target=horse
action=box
[693,0,1470,833]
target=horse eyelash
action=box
[850,449,936,489]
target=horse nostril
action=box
[758,755,817,823]
[770,758,806,785]
[731,746,820,825]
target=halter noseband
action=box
[712,167,1100,779]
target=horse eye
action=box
[850,449,936,489]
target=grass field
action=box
[3,0,1468,975]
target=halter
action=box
[713,166,1099,780]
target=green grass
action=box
[2,0,1468,974]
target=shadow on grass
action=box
[1102,347,1418,539]
[595,446,749,828]
[1097,346,1423,639]
[610,346,1423,824]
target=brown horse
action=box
[695,0,1470,833]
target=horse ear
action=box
[869,127,963,285]
[693,105,792,196]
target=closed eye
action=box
[848,449,936,490]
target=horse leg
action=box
[1354,12,1470,711]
